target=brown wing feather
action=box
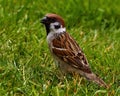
[52,32,92,73]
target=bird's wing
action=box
[52,32,92,73]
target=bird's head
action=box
[41,13,66,35]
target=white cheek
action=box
[57,27,66,33]
[50,24,55,30]
[50,22,59,30]
[51,22,59,26]
[50,22,66,33]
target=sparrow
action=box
[40,13,108,88]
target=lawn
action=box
[0,0,120,96]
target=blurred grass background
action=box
[0,0,120,96]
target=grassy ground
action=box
[0,0,120,96]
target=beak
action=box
[40,16,48,24]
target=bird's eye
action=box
[51,18,55,21]
[54,25,61,29]
[48,18,56,22]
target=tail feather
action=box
[84,73,108,88]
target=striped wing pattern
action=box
[52,32,92,73]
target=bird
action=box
[40,13,108,88]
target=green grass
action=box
[0,0,120,95]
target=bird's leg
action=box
[72,72,82,85]
[55,68,66,80]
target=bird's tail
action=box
[84,72,108,88]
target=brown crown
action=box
[46,13,65,27]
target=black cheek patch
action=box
[54,25,61,29]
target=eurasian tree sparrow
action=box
[40,13,108,88]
